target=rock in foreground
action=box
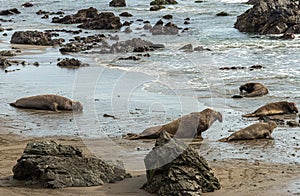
[13,141,128,188]
[235,0,300,34]
[142,131,220,195]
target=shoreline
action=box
[0,130,299,196]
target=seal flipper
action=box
[242,113,256,117]
[9,102,17,107]
[218,137,228,142]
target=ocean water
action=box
[0,0,299,163]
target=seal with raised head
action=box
[242,101,298,118]
[218,121,277,142]
[232,82,269,98]
[9,94,83,112]
[126,108,223,140]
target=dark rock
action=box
[143,24,152,30]
[150,5,165,11]
[232,95,244,99]
[279,32,295,39]
[57,58,88,68]
[22,2,34,7]
[77,12,122,30]
[110,38,164,53]
[122,21,131,26]
[287,120,299,127]
[52,7,98,24]
[195,0,204,3]
[142,131,221,195]
[119,12,132,17]
[249,64,264,70]
[150,0,178,5]
[163,14,173,19]
[235,0,300,34]
[10,31,62,46]
[216,11,229,16]
[103,114,116,119]
[194,46,211,51]
[179,44,193,52]
[37,10,65,16]
[0,57,11,68]
[118,56,141,61]
[219,66,246,70]
[124,27,132,33]
[185,17,190,21]
[0,8,20,15]
[13,141,128,188]
[150,20,179,35]
[109,0,126,7]
[0,50,16,56]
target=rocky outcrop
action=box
[109,0,126,7]
[13,141,129,188]
[142,131,221,195]
[57,58,88,68]
[110,38,164,53]
[52,7,122,30]
[235,0,300,34]
[10,31,63,46]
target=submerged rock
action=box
[142,131,221,195]
[150,20,179,35]
[235,0,300,34]
[150,0,178,5]
[110,38,164,53]
[13,141,129,188]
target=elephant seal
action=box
[9,94,83,112]
[218,121,277,142]
[125,108,223,140]
[242,101,298,118]
[232,82,268,98]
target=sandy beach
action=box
[0,124,299,196]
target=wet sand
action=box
[0,122,299,196]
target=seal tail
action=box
[218,137,229,142]
[242,113,256,118]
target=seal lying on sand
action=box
[232,82,268,98]
[9,94,83,112]
[126,108,223,140]
[218,121,277,142]
[242,101,298,118]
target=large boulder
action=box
[142,131,221,195]
[235,0,300,34]
[13,141,129,188]
[109,0,126,7]
[10,31,62,46]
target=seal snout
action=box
[72,101,83,112]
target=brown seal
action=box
[218,121,277,142]
[242,101,298,118]
[232,82,268,98]
[125,108,223,140]
[9,94,83,112]
[239,82,269,97]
